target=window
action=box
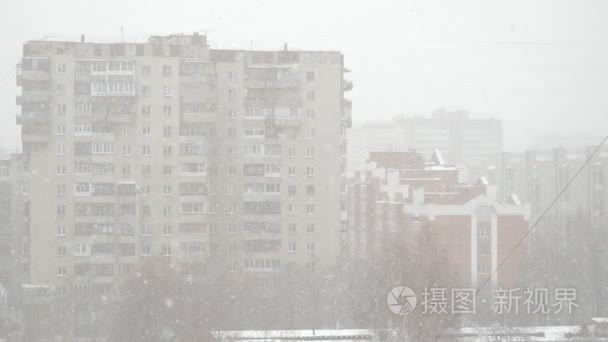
[478,262,490,274]
[56,143,65,155]
[141,105,151,117]
[163,85,172,97]
[306,71,315,81]
[162,245,172,256]
[122,145,131,156]
[288,223,297,233]
[163,224,172,235]
[163,125,172,138]
[306,204,315,214]
[306,166,315,177]
[122,164,131,177]
[306,185,315,196]
[163,65,172,77]
[57,104,66,115]
[74,123,92,135]
[142,165,151,177]
[307,90,315,101]
[57,246,67,256]
[142,85,151,96]
[57,265,67,276]
[163,105,172,116]
[57,224,67,236]
[57,63,66,73]
[288,242,296,253]
[228,108,236,119]
[121,127,129,136]
[288,166,296,176]
[142,65,151,76]
[163,145,173,156]
[163,165,172,175]
[92,142,113,154]
[163,184,172,195]
[142,125,151,135]
[57,164,66,175]
[142,145,151,156]
[306,147,315,158]
[288,185,296,196]
[306,242,315,252]
[141,244,151,256]
[307,128,315,139]
[288,147,296,157]
[163,205,172,217]
[306,223,315,233]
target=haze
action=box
[1,0,607,151]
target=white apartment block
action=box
[16,33,351,298]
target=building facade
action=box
[494,146,608,318]
[16,34,351,308]
[347,109,503,181]
[0,153,29,339]
[347,151,528,289]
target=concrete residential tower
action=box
[17,34,351,298]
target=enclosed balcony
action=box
[19,90,51,104]
[343,80,354,91]
[17,109,51,125]
[21,126,51,144]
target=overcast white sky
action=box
[1,0,607,151]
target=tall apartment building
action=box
[347,109,502,181]
[0,153,29,338]
[16,34,350,303]
[347,151,529,289]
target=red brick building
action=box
[347,151,529,289]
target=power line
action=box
[436,134,608,338]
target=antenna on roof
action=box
[120,26,124,43]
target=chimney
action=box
[80,34,85,43]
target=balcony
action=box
[17,110,51,125]
[21,127,51,144]
[343,80,353,91]
[19,90,51,104]
[245,76,300,89]
[180,112,217,124]
[21,69,50,83]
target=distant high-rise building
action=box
[494,145,608,318]
[0,153,29,336]
[16,34,351,305]
[347,109,503,181]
